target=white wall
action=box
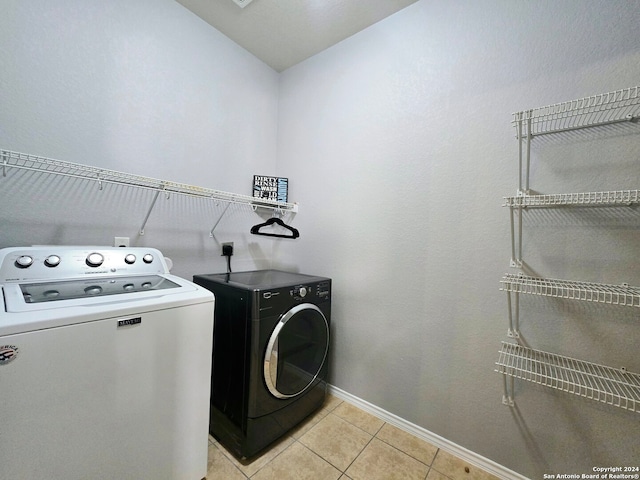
[2,1,640,478]
[0,0,280,277]
[276,0,640,478]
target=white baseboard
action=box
[328,385,529,480]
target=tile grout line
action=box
[210,441,251,479]
[333,408,440,475]
[291,436,345,479]
[373,426,440,469]
[329,387,518,480]
[246,401,349,478]
[209,397,456,480]
[304,410,369,474]
[340,421,379,476]
[244,437,299,479]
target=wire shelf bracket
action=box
[1,149,299,236]
[508,206,523,268]
[209,203,231,238]
[139,187,164,236]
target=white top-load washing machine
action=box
[0,246,214,480]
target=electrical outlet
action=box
[114,236,130,247]
[221,242,234,256]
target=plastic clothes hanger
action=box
[250,217,300,239]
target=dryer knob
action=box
[143,254,154,264]
[124,254,136,264]
[299,287,307,298]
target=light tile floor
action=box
[206,395,501,480]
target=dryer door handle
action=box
[267,336,279,389]
[263,303,329,399]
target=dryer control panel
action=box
[291,281,330,301]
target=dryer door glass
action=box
[264,303,329,399]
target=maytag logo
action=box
[117,317,142,327]
[0,345,19,365]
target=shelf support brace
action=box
[516,110,533,195]
[209,203,231,237]
[506,290,520,339]
[502,374,515,407]
[517,112,524,193]
[509,206,523,268]
[97,172,103,190]
[524,111,532,193]
[139,185,164,235]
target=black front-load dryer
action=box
[193,269,331,459]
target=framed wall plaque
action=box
[253,175,288,203]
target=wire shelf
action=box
[496,342,640,412]
[512,86,640,137]
[500,274,640,307]
[503,189,640,208]
[1,149,298,213]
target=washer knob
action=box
[86,253,104,267]
[124,254,136,264]
[15,255,34,268]
[299,287,307,298]
[45,255,61,267]
[143,254,153,264]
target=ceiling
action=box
[175,0,419,72]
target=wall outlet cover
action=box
[114,236,130,247]
[232,0,254,8]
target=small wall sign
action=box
[253,175,288,203]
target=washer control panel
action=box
[0,246,167,283]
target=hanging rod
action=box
[1,149,299,213]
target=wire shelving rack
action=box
[1,149,298,235]
[496,342,640,413]
[498,86,640,412]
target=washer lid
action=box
[0,272,212,337]
[18,275,180,305]
[2,274,195,314]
